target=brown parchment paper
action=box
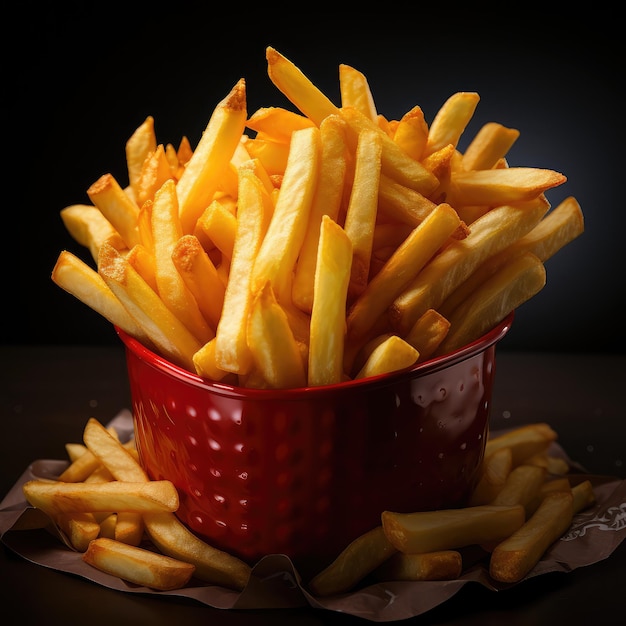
[2,411,625,622]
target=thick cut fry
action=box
[392,105,429,161]
[176,78,247,234]
[484,423,558,467]
[461,122,520,171]
[65,442,88,463]
[339,106,439,195]
[373,550,462,582]
[194,198,237,262]
[266,46,340,126]
[308,526,396,596]
[192,338,232,382]
[98,242,202,371]
[245,106,315,143]
[60,204,126,262]
[447,167,567,207]
[424,92,480,157]
[390,197,550,334]
[171,234,225,331]
[343,128,383,298]
[339,63,377,121]
[382,504,526,554]
[490,464,548,515]
[439,195,584,319]
[308,215,352,386]
[22,480,179,515]
[378,175,464,237]
[346,203,461,342]
[489,491,573,583]
[244,137,290,175]
[83,418,148,482]
[51,250,149,344]
[246,281,307,389]
[83,537,195,591]
[58,513,101,552]
[469,446,513,506]
[215,168,271,374]
[143,512,251,590]
[292,114,348,313]
[115,511,144,547]
[126,243,158,293]
[355,335,418,379]
[404,309,451,362]
[250,126,320,302]
[135,144,172,207]
[87,173,140,249]
[151,179,213,343]
[571,479,596,514]
[126,115,157,198]
[435,251,546,355]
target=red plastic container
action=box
[117,312,513,566]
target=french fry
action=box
[143,512,251,590]
[171,234,225,331]
[343,128,383,298]
[484,423,558,467]
[87,173,140,249]
[194,197,237,263]
[346,203,461,342]
[292,114,348,313]
[245,106,315,143]
[489,491,573,583]
[403,308,451,362]
[461,122,520,171]
[176,78,247,234]
[250,125,320,302]
[83,537,195,591]
[22,480,180,515]
[308,526,396,596]
[98,242,202,371]
[571,479,596,514]
[355,335,419,379]
[266,46,339,126]
[192,338,232,382]
[339,106,439,195]
[339,63,378,121]
[439,195,584,319]
[126,243,158,293]
[434,251,547,355]
[390,197,550,335]
[51,250,150,346]
[246,281,307,389]
[373,550,462,582]
[392,105,429,162]
[447,167,567,207]
[135,143,172,207]
[82,418,148,482]
[244,137,290,175]
[125,115,157,199]
[469,446,513,507]
[308,215,352,386]
[490,464,548,517]
[60,204,126,262]
[382,504,525,554]
[424,91,480,157]
[151,179,214,344]
[215,167,272,375]
[114,511,144,547]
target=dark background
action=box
[7,3,624,352]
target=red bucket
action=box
[117,312,513,566]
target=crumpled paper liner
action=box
[2,411,625,622]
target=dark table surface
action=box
[1,345,624,625]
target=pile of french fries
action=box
[52,46,584,388]
[22,418,595,593]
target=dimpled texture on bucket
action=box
[119,313,512,565]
